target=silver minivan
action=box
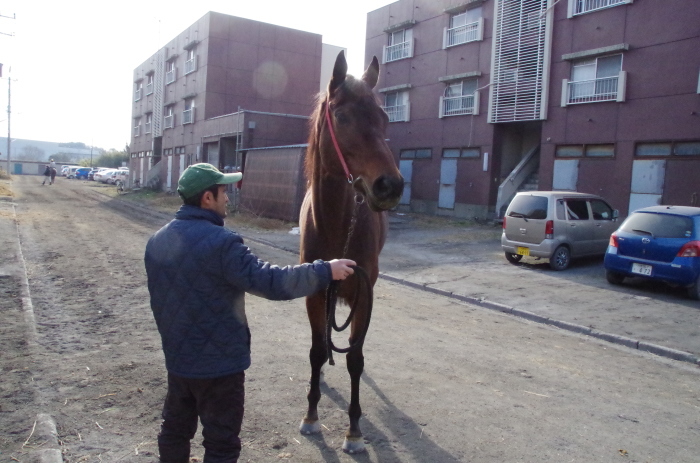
[501,191,619,270]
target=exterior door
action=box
[629,159,665,214]
[399,160,412,205]
[167,156,173,189]
[552,159,579,190]
[438,159,457,209]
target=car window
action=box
[621,212,693,238]
[565,199,589,220]
[507,195,548,220]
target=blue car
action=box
[604,206,700,299]
[74,167,92,180]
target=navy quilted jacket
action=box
[145,205,331,379]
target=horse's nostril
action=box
[373,175,404,200]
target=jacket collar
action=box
[175,204,225,227]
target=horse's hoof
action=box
[299,419,321,435]
[342,436,366,454]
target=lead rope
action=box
[325,194,373,366]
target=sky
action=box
[0,0,394,152]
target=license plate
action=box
[517,246,530,256]
[631,263,652,276]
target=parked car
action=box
[109,169,129,185]
[94,169,118,183]
[501,191,619,270]
[74,167,92,180]
[65,166,84,179]
[61,165,79,177]
[604,206,700,299]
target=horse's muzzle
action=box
[361,175,404,211]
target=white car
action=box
[94,169,119,183]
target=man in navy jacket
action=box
[145,163,355,462]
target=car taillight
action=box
[502,216,506,229]
[677,241,700,257]
[545,220,553,239]
[609,234,619,247]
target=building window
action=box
[134,81,142,101]
[444,7,483,48]
[383,91,410,122]
[164,106,175,129]
[185,48,197,75]
[400,148,432,159]
[570,0,631,17]
[636,141,700,157]
[163,148,173,156]
[556,144,614,157]
[133,118,141,137]
[564,54,624,105]
[146,73,154,95]
[384,28,413,63]
[440,79,479,117]
[183,99,195,125]
[166,61,176,85]
[175,146,186,155]
[443,147,481,158]
[145,114,152,134]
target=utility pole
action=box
[6,75,9,175]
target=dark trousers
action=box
[158,371,245,463]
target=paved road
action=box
[248,212,700,363]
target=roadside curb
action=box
[30,414,63,463]
[379,273,700,367]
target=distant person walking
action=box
[41,165,51,185]
[50,166,57,185]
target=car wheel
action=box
[504,252,523,264]
[688,275,700,300]
[549,245,571,271]
[606,269,625,285]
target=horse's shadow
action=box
[301,371,459,462]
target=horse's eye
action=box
[335,111,350,125]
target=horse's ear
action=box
[362,56,380,89]
[328,51,347,96]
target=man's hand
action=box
[329,259,356,280]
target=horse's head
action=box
[318,51,404,212]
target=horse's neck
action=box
[311,175,355,236]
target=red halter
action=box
[325,97,353,184]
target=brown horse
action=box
[299,51,404,453]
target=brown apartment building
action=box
[367,0,700,219]
[130,11,343,193]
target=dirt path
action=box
[1,175,699,463]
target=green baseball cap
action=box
[177,163,242,199]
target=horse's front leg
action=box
[300,293,326,435]
[342,343,365,453]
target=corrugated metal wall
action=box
[239,146,307,222]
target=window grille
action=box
[489,0,551,123]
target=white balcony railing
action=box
[164,115,174,129]
[563,72,626,105]
[443,18,483,48]
[133,125,140,137]
[145,122,152,134]
[166,68,176,84]
[574,0,628,15]
[383,104,410,122]
[185,57,197,75]
[383,40,413,63]
[182,108,194,124]
[146,81,153,95]
[439,93,479,117]
[134,88,142,101]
